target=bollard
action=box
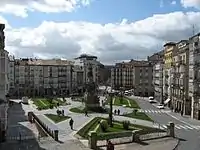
[54,130,59,141]
[167,122,175,138]
[88,131,97,149]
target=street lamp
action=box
[108,91,116,127]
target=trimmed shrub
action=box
[100,120,108,132]
[49,104,54,109]
[133,109,138,115]
[122,120,130,130]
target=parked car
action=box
[156,104,164,109]
[148,97,156,103]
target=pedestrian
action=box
[117,109,120,115]
[114,109,117,115]
[85,109,89,117]
[19,132,21,142]
[69,118,74,130]
[181,110,183,116]
[106,140,114,150]
[62,109,64,116]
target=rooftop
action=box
[15,58,73,66]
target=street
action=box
[129,96,200,150]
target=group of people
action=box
[114,109,120,115]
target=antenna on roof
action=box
[192,24,195,36]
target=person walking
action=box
[85,109,89,117]
[106,140,114,150]
[117,109,120,115]
[69,118,74,130]
[114,109,117,115]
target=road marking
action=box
[162,125,167,129]
[175,125,181,129]
[190,126,199,130]
[184,125,193,130]
[178,125,188,130]
[167,113,195,128]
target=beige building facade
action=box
[171,40,190,115]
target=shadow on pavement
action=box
[0,100,47,150]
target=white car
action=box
[156,104,164,109]
[148,99,157,103]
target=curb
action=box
[172,138,180,150]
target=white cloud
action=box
[181,0,200,9]
[2,11,200,64]
[171,0,177,5]
[0,0,93,17]
[160,0,164,7]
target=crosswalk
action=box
[153,124,200,131]
[138,109,171,114]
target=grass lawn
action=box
[123,111,153,122]
[45,114,70,123]
[33,98,68,110]
[111,96,140,108]
[70,106,109,114]
[77,117,162,139]
[69,107,88,113]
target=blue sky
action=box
[2,0,198,28]
[0,0,200,64]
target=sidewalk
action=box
[99,137,179,150]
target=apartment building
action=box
[150,51,164,103]
[163,42,176,108]
[111,60,153,96]
[171,40,190,115]
[189,33,200,120]
[133,61,154,97]
[9,58,73,97]
[0,23,9,142]
[75,54,100,84]
[111,60,134,90]
[72,59,85,93]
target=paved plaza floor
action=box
[1,96,178,150]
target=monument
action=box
[85,63,100,111]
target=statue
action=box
[85,63,100,111]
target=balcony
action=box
[193,90,200,97]
[194,61,200,67]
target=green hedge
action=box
[97,131,132,140]
[77,117,101,139]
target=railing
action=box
[7,135,35,141]
[139,132,168,141]
[28,112,59,141]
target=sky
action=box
[0,0,200,65]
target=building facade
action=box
[133,61,154,97]
[189,33,200,120]
[111,61,134,90]
[0,23,9,142]
[171,40,190,115]
[9,58,73,97]
[163,42,176,108]
[75,54,100,84]
[153,61,164,103]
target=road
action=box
[129,96,200,150]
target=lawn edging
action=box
[77,117,164,140]
[45,114,70,123]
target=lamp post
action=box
[108,91,115,127]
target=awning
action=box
[164,98,171,104]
